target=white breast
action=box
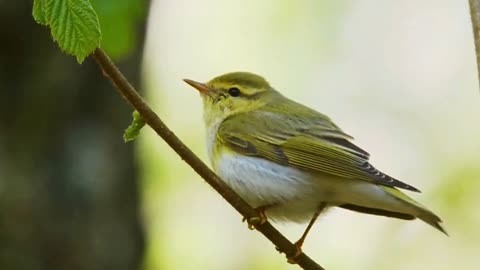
[215,153,328,222]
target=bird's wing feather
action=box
[217,109,420,192]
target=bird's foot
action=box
[286,240,304,264]
[275,241,303,264]
[242,205,269,230]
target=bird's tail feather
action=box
[416,208,448,235]
[380,186,447,235]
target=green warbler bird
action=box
[184,72,446,259]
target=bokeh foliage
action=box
[91,0,146,60]
[0,1,147,269]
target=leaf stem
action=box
[92,48,325,270]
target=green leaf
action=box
[33,0,48,25]
[32,0,102,63]
[124,110,146,142]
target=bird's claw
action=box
[286,241,303,264]
[275,242,303,264]
[242,207,268,230]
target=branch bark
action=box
[469,0,480,89]
[92,48,325,270]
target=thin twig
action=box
[92,48,325,270]
[469,0,480,90]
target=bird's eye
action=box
[228,87,241,97]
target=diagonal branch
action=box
[469,0,480,90]
[92,48,325,270]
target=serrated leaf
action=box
[32,0,102,63]
[124,110,146,142]
[33,0,48,25]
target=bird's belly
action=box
[214,153,331,222]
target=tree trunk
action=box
[0,2,145,270]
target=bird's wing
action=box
[217,110,420,192]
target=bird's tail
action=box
[381,186,448,235]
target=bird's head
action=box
[184,72,276,126]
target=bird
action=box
[183,71,446,261]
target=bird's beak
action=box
[183,79,210,94]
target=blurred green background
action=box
[1,0,479,270]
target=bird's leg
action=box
[287,202,327,264]
[242,204,276,230]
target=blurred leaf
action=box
[124,110,145,142]
[435,165,480,208]
[90,0,145,60]
[32,0,101,63]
